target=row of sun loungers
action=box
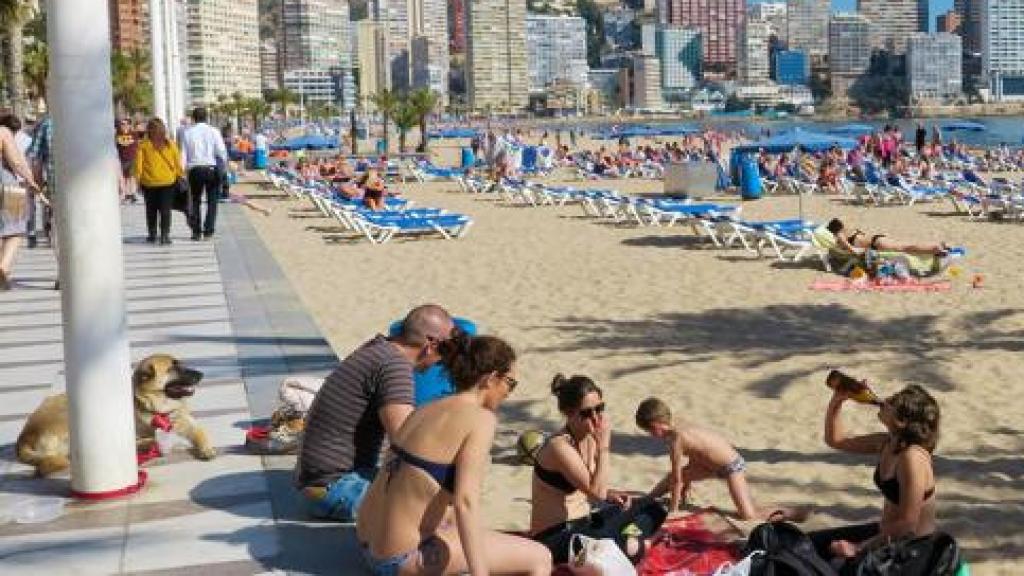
[269,168,474,244]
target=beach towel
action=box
[637,511,742,576]
[810,278,952,293]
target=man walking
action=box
[179,107,227,240]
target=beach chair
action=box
[348,211,474,244]
[809,226,963,276]
[715,218,814,252]
[757,224,826,265]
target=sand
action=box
[242,143,1024,574]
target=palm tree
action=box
[22,40,46,104]
[266,88,297,120]
[392,99,418,154]
[245,97,271,130]
[407,88,438,153]
[0,0,36,116]
[370,89,399,153]
[230,91,246,130]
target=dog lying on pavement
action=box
[16,354,217,476]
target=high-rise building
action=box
[465,0,528,111]
[655,26,701,91]
[749,1,787,43]
[409,0,450,99]
[279,0,351,72]
[186,0,261,104]
[357,19,390,108]
[982,0,1024,100]
[955,0,982,54]
[449,0,467,54]
[907,32,962,102]
[857,0,922,53]
[260,40,280,92]
[829,13,872,99]
[370,0,411,89]
[659,0,745,76]
[773,49,809,85]
[277,0,354,107]
[786,0,828,59]
[620,54,664,109]
[605,7,640,51]
[737,19,771,85]
[525,15,588,91]
[937,10,961,34]
[109,0,149,53]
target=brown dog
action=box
[16,354,216,476]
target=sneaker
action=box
[146,236,157,243]
[160,236,172,245]
[26,235,37,249]
[191,232,201,241]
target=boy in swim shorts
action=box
[636,397,808,522]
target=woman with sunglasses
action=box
[356,333,551,576]
[529,374,667,565]
[809,383,941,571]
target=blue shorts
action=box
[303,468,376,521]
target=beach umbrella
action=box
[827,124,874,137]
[731,127,857,155]
[940,120,986,132]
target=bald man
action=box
[296,304,454,521]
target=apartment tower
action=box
[186,0,261,103]
[658,0,745,77]
[786,0,828,59]
[465,0,528,111]
[109,0,149,53]
[856,0,923,53]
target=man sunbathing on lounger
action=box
[826,218,951,256]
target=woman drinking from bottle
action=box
[809,377,941,571]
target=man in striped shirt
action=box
[296,304,455,521]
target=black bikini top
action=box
[873,464,935,505]
[533,433,582,494]
[391,445,457,493]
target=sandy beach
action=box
[243,143,1024,574]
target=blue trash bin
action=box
[376,139,386,156]
[740,155,763,200]
[460,147,475,169]
[253,149,268,170]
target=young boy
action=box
[636,397,808,522]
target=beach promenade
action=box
[0,198,364,575]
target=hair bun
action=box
[550,373,567,395]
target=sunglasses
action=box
[577,403,606,420]
[502,374,518,393]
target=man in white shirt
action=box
[179,107,227,240]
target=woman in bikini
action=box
[356,334,551,576]
[826,218,951,256]
[810,384,940,571]
[529,374,667,565]
[359,168,388,211]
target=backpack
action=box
[854,532,961,576]
[743,521,838,576]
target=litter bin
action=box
[253,149,268,170]
[740,154,763,200]
[376,139,386,156]
[460,147,475,169]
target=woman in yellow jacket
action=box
[134,118,184,244]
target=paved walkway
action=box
[0,190,366,575]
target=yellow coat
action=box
[134,139,184,188]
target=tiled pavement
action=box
[0,192,368,575]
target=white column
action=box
[149,0,168,123]
[47,0,141,497]
[164,0,184,124]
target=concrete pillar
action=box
[47,0,141,497]
[149,0,168,123]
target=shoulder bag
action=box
[153,142,190,213]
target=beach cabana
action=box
[827,124,875,137]
[940,120,986,132]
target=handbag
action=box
[855,533,961,576]
[0,183,29,223]
[153,143,190,213]
[569,534,637,576]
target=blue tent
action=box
[827,124,875,137]
[941,120,986,132]
[270,134,338,151]
[731,128,858,155]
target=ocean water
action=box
[745,117,1024,148]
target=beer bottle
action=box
[826,369,883,406]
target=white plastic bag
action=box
[569,534,637,576]
[711,550,763,576]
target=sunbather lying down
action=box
[826,218,951,256]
